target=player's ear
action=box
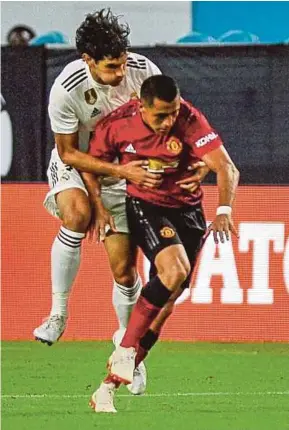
[82,53,93,66]
[139,100,145,113]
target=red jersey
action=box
[89,99,223,208]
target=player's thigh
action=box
[148,206,207,283]
[104,232,138,285]
[101,184,129,235]
[173,204,207,269]
[126,196,191,279]
[155,244,190,279]
[44,148,91,231]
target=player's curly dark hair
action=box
[76,9,130,62]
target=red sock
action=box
[135,345,148,368]
[121,296,161,348]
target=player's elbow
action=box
[58,147,77,165]
[54,132,79,165]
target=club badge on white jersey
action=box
[48,53,161,152]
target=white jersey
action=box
[48,52,161,153]
[45,54,160,221]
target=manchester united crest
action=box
[166,137,183,155]
[160,226,176,238]
[84,88,97,105]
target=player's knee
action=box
[113,263,137,287]
[161,261,191,290]
[180,259,191,280]
[62,206,91,232]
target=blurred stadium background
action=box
[1,2,289,429]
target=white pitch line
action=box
[1,348,33,351]
[2,391,289,399]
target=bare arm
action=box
[55,132,162,188]
[202,145,239,206]
[81,171,116,242]
[80,171,102,205]
[55,132,124,177]
[202,145,240,243]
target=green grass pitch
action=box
[2,341,289,430]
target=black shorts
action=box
[126,196,207,270]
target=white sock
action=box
[50,226,85,317]
[112,275,142,329]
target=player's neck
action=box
[140,113,155,134]
[87,66,108,86]
[91,71,107,86]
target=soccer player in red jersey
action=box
[87,75,239,412]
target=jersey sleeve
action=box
[185,110,224,158]
[145,58,162,78]
[89,122,117,162]
[48,81,79,134]
[128,55,162,95]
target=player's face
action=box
[141,97,181,134]
[83,52,128,86]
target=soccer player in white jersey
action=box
[33,9,165,395]
[33,9,209,399]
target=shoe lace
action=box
[45,315,65,330]
[122,349,136,365]
[133,366,140,376]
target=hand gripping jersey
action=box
[89,99,224,208]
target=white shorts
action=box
[43,148,129,234]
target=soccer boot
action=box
[33,315,66,346]
[112,328,126,348]
[126,361,147,395]
[112,329,146,394]
[89,383,117,413]
[108,346,136,385]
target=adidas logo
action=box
[90,107,101,118]
[125,143,136,153]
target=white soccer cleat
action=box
[33,315,66,346]
[112,328,147,394]
[126,361,147,395]
[89,383,117,413]
[109,346,136,385]
[112,328,126,348]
